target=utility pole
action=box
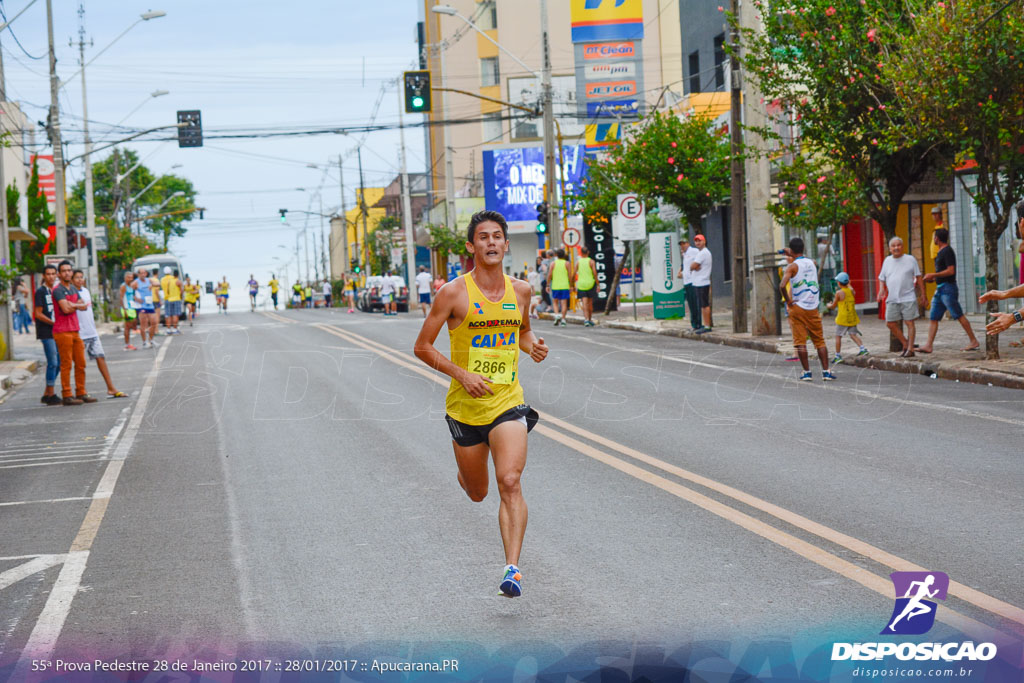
[76,3,99,293]
[397,87,417,295]
[358,146,369,275]
[46,0,68,255]
[729,0,748,333]
[319,193,327,280]
[439,42,456,233]
[0,27,10,360]
[742,3,777,336]
[338,155,349,270]
[540,0,558,249]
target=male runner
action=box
[183,276,200,325]
[268,274,280,309]
[119,271,138,350]
[415,265,432,317]
[216,277,230,314]
[160,267,184,334]
[134,267,160,348]
[414,210,549,598]
[248,274,259,312]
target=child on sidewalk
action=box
[827,272,868,364]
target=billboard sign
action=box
[570,0,644,43]
[583,41,636,60]
[585,80,637,98]
[482,144,588,224]
[649,232,687,319]
[31,154,56,211]
[585,62,636,80]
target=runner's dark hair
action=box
[788,237,805,255]
[467,210,508,242]
[934,228,949,244]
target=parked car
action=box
[357,275,409,313]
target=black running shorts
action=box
[445,404,539,447]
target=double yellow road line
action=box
[313,321,1023,643]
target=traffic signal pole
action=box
[540,0,558,250]
[397,86,416,295]
[46,0,68,255]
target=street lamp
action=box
[431,3,557,245]
[115,89,170,127]
[66,6,167,292]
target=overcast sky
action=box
[2,0,422,303]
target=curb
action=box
[0,359,41,401]
[539,312,1024,390]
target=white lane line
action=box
[16,338,171,668]
[555,330,1024,427]
[0,497,92,508]
[0,458,106,470]
[0,555,66,591]
[0,443,107,456]
[0,452,105,465]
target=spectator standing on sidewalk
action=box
[678,237,700,331]
[825,272,868,363]
[779,237,835,381]
[877,237,926,357]
[980,201,1024,338]
[33,264,62,405]
[689,234,713,332]
[917,228,980,353]
[12,277,31,333]
[72,269,126,399]
[52,260,96,405]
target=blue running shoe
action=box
[799,371,813,382]
[499,564,522,598]
[822,371,837,381]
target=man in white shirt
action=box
[72,269,126,398]
[877,236,926,357]
[678,237,701,330]
[689,234,713,332]
[380,270,397,316]
[415,265,433,317]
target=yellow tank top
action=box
[835,285,859,326]
[576,257,595,289]
[184,284,199,303]
[446,272,525,425]
[161,274,182,301]
[550,259,570,290]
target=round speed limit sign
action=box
[562,228,582,247]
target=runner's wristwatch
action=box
[1014,311,1023,323]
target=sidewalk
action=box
[540,303,1024,390]
[0,319,121,402]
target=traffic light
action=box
[535,202,548,234]
[351,259,361,274]
[403,70,432,113]
[279,209,288,223]
[176,110,202,148]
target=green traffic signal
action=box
[536,222,547,234]
[404,70,432,113]
[412,96,424,108]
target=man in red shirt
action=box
[52,260,97,405]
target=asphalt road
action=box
[1,307,1022,678]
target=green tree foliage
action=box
[12,159,54,274]
[425,222,469,261]
[572,110,730,312]
[881,0,1024,358]
[368,215,401,275]
[67,147,197,259]
[768,152,867,252]
[736,0,941,241]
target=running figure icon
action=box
[888,575,938,632]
